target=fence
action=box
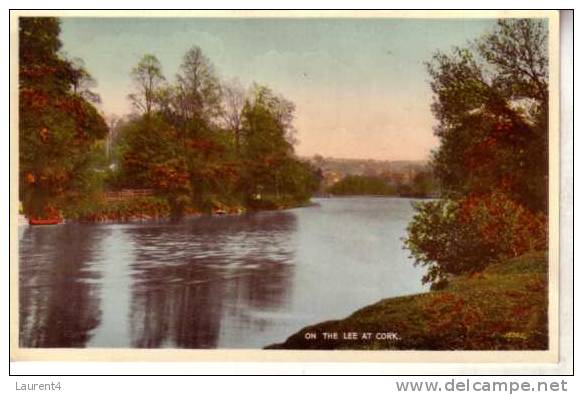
[103,189,154,202]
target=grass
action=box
[63,196,171,222]
[62,193,312,222]
[267,251,548,350]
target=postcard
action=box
[10,10,566,364]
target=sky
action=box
[59,17,498,161]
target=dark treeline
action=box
[108,47,320,216]
[327,171,437,198]
[19,18,320,220]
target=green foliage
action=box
[63,196,171,222]
[110,51,319,217]
[327,171,437,198]
[328,175,395,196]
[405,193,547,285]
[175,46,223,123]
[128,54,166,115]
[426,19,548,213]
[115,114,191,214]
[19,17,108,218]
[405,199,490,284]
[14,34,321,220]
[409,170,438,197]
[279,159,322,202]
[238,85,311,201]
[405,19,550,285]
[395,170,438,198]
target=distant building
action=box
[322,169,342,187]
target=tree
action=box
[327,175,394,196]
[240,85,292,196]
[221,79,246,151]
[128,54,165,116]
[117,49,317,214]
[426,19,548,212]
[405,19,549,284]
[238,85,317,204]
[174,46,222,124]
[405,193,547,285]
[409,170,437,197]
[69,57,101,104]
[117,114,191,212]
[19,17,108,218]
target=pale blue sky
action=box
[60,17,498,160]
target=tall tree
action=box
[426,19,548,212]
[174,46,222,124]
[116,51,318,214]
[69,57,101,104]
[19,17,108,217]
[240,85,296,198]
[118,115,189,197]
[405,19,549,284]
[128,54,165,116]
[221,79,246,150]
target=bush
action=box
[430,278,450,291]
[64,196,171,222]
[404,192,547,285]
[459,191,547,257]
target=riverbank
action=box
[267,251,548,350]
[19,197,422,348]
[57,194,313,223]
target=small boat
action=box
[28,217,62,225]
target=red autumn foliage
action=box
[458,192,547,258]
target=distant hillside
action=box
[301,155,430,189]
[303,155,428,176]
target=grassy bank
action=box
[267,251,548,350]
[61,194,312,222]
[62,196,172,222]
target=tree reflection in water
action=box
[126,212,297,348]
[19,225,104,347]
[18,199,426,349]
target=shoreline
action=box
[21,195,433,226]
[316,195,437,200]
[21,199,316,226]
[266,251,548,350]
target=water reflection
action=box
[19,225,104,347]
[18,198,427,349]
[127,212,296,348]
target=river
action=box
[18,197,428,349]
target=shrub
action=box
[404,192,547,285]
[459,191,547,257]
[64,196,171,222]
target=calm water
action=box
[19,197,427,349]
